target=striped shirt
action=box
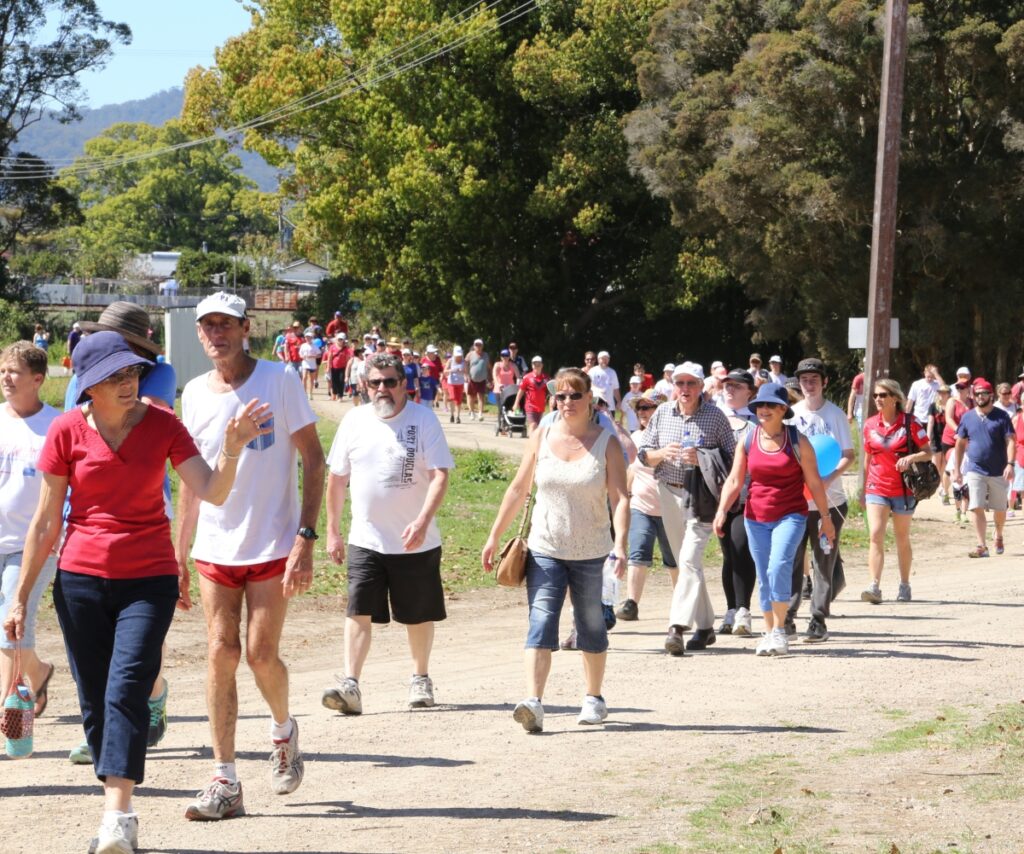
[637,399,736,485]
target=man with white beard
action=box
[321,352,454,715]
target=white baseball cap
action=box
[426,344,438,353]
[473,338,484,345]
[531,355,543,363]
[663,363,675,373]
[196,291,246,320]
[453,345,464,356]
[401,348,412,355]
[956,366,970,376]
[629,375,642,385]
[672,361,705,381]
[597,350,610,360]
[769,354,783,363]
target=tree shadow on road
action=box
[276,801,614,822]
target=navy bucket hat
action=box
[750,382,794,420]
[73,331,153,404]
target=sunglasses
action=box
[872,392,890,399]
[636,404,657,412]
[367,377,400,389]
[100,365,143,385]
[554,391,585,402]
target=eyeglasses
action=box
[636,404,657,412]
[674,379,701,387]
[872,392,890,399]
[367,377,400,389]
[100,366,143,385]
[554,391,585,403]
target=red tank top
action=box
[745,426,808,522]
[941,400,966,447]
[1015,414,1024,467]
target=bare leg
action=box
[769,600,788,631]
[104,777,134,812]
[993,510,1006,539]
[581,651,606,696]
[199,576,245,762]
[244,575,292,725]
[892,513,913,583]
[344,615,373,679]
[626,565,647,602]
[150,643,168,700]
[525,649,552,699]
[972,509,988,548]
[866,502,891,584]
[406,621,434,675]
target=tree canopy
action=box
[627,0,1024,377]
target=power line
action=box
[1,0,537,180]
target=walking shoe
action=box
[408,675,435,708]
[940,492,950,506]
[783,618,797,636]
[577,695,609,726]
[664,625,685,657]
[322,675,363,715]
[560,627,579,651]
[615,598,639,621]
[801,574,813,599]
[803,617,829,643]
[995,536,1005,555]
[89,813,138,854]
[185,777,246,820]
[513,698,544,733]
[685,627,716,651]
[69,739,92,765]
[269,718,304,795]
[968,545,989,558]
[146,679,168,748]
[456,415,461,424]
[896,583,912,603]
[733,607,753,637]
[718,608,735,635]
[954,509,962,524]
[449,413,454,423]
[767,627,790,657]
[861,583,883,604]
[755,634,773,656]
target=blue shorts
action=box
[0,551,58,649]
[627,509,677,569]
[865,493,917,515]
[525,551,608,653]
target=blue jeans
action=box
[525,552,607,653]
[744,513,807,613]
[627,509,677,569]
[53,571,177,783]
[0,552,57,649]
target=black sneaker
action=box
[685,628,716,651]
[801,575,813,599]
[615,599,639,621]
[664,626,685,656]
[784,619,797,637]
[802,617,829,643]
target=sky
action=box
[73,0,253,107]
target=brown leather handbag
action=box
[495,488,534,588]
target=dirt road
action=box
[3,395,1022,853]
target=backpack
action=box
[744,424,802,463]
[900,414,940,501]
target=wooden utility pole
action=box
[864,0,909,412]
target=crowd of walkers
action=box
[1,304,1017,850]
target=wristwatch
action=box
[296,527,318,541]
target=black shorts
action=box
[940,441,955,454]
[346,544,446,625]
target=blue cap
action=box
[73,331,152,404]
[749,382,794,420]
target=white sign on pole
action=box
[848,318,899,349]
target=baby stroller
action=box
[496,385,528,438]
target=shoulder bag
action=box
[495,430,542,587]
[900,413,940,501]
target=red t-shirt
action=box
[863,413,929,497]
[852,373,864,394]
[640,373,654,391]
[745,427,807,522]
[325,318,348,337]
[326,344,352,370]
[39,406,199,579]
[519,371,550,413]
[284,332,302,363]
[941,400,967,447]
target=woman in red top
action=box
[3,332,270,854]
[714,383,833,657]
[861,378,931,605]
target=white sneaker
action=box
[577,695,609,725]
[513,698,544,732]
[734,607,753,637]
[322,675,362,715]
[755,633,773,656]
[89,813,138,854]
[408,675,435,708]
[768,627,790,657]
[718,608,736,633]
[269,718,304,795]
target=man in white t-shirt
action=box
[620,376,643,432]
[176,292,325,820]
[768,355,787,385]
[906,364,942,426]
[654,364,675,399]
[588,350,621,414]
[322,352,454,716]
[786,357,854,643]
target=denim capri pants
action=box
[0,552,57,650]
[627,509,677,569]
[525,551,608,653]
[743,513,807,614]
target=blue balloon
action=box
[808,434,841,478]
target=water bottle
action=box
[819,532,832,556]
[3,682,34,759]
[602,553,620,630]
[680,427,696,470]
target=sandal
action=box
[995,537,1005,555]
[968,545,990,559]
[34,663,55,717]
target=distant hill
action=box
[17,88,281,192]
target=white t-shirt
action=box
[620,391,641,432]
[182,360,317,565]
[768,370,788,385]
[907,378,939,423]
[790,399,853,510]
[299,342,320,371]
[654,378,674,399]
[588,365,620,403]
[327,401,454,554]
[0,404,61,551]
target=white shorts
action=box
[965,472,1008,512]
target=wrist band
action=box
[222,447,241,460]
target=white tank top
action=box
[527,428,613,561]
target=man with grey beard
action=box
[321,353,454,714]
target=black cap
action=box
[725,368,755,387]
[794,357,826,377]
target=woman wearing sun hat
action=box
[713,383,835,657]
[4,331,270,854]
